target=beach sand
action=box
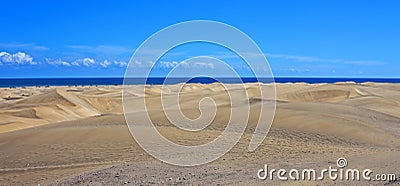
[0,83,399,185]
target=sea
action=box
[0,77,399,88]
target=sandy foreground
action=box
[0,82,399,185]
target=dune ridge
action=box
[0,83,399,185]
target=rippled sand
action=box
[0,83,399,185]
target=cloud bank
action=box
[0,52,36,65]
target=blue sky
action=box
[0,0,399,78]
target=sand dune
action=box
[0,83,399,185]
[0,86,122,133]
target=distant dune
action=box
[0,83,399,185]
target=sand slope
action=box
[0,83,399,185]
[0,86,122,133]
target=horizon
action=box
[1,76,400,88]
[2,76,400,79]
[1,1,400,78]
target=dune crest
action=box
[0,87,121,133]
[0,83,399,185]
[0,83,398,147]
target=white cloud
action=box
[111,60,216,70]
[194,62,214,69]
[46,58,71,67]
[0,51,37,65]
[282,67,311,73]
[130,60,155,67]
[100,60,112,67]
[179,61,215,69]
[0,51,218,69]
[46,57,129,68]
[71,61,79,66]
[82,58,95,66]
[0,51,132,68]
[158,61,179,68]
[114,60,128,67]
[71,57,96,66]
[131,60,215,69]
[0,43,48,51]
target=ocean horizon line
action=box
[1,76,400,79]
[1,77,400,88]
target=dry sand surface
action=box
[0,83,399,185]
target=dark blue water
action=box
[0,77,399,87]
